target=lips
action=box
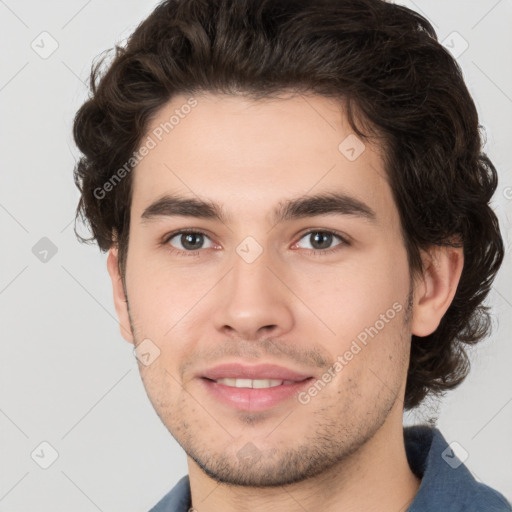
[201,363,312,382]
[198,363,314,411]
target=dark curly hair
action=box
[72,0,504,410]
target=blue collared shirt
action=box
[149,426,511,511]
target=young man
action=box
[72,0,510,510]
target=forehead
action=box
[131,92,394,225]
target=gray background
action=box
[0,0,511,510]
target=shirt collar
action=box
[149,426,511,512]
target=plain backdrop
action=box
[0,0,511,510]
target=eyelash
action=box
[161,229,350,257]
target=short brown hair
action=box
[73,0,504,410]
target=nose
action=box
[212,247,295,342]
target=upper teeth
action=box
[216,378,294,388]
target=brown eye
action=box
[296,231,345,251]
[167,231,213,252]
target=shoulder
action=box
[405,425,511,512]
[148,475,191,512]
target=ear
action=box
[411,245,464,337]
[107,247,134,344]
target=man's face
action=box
[117,92,415,486]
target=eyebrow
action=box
[141,191,377,225]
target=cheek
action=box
[299,245,410,339]
[125,249,195,331]
[303,245,411,398]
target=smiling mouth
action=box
[200,374,314,411]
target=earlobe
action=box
[106,247,134,344]
[411,245,464,337]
